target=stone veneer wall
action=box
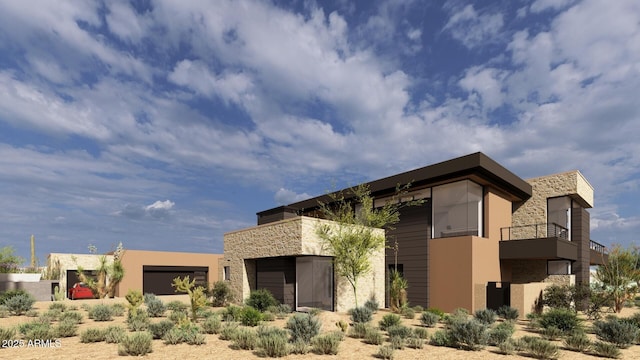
[48,253,114,297]
[510,259,575,286]
[223,216,385,312]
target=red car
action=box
[68,282,95,300]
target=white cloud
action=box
[443,4,504,49]
[530,0,577,13]
[274,188,311,205]
[105,1,151,43]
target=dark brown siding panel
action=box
[572,208,590,285]
[386,202,431,307]
[142,266,209,295]
[256,257,295,308]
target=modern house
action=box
[223,152,607,315]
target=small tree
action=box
[76,242,125,299]
[0,246,24,273]
[594,245,640,313]
[172,275,208,321]
[316,183,420,307]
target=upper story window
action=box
[432,180,483,238]
[548,196,571,240]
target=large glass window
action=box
[296,257,333,311]
[432,180,483,238]
[547,260,572,275]
[548,197,571,240]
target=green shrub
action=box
[594,318,639,348]
[143,292,157,303]
[257,325,288,339]
[447,319,488,351]
[312,332,342,355]
[290,339,310,354]
[168,309,188,324]
[246,289,278,312]
[126,309,150,331]
[240,306,263,327]
[390,335,405,349]
[348,322,369,339]
[53,319,78,337]
[145,297,166,317]
[349,306,373,324]
[59,310,83,324]
[541,326,563,341]
[266,304,291,319]
[379,313,402,330]
[543,284,572,309]
[364,297,379,313]
[538,308,581,334]
[0,305,8,318]
[4,293,35,315]
[364,327,384,345]
[286,313,321,344]
[524,337,560,359]
[497,305,519,320]
[210,281,232,307]
[222,304,243,322]
[148,320,175,339]
[420,311,440,327]
[413,305,424,313]
[498,339,516,355]
[563,331,591,352]
[125,289,144,311]
[262,311,275,321]
[202,314,222,334]
[474,308,497,325]
[387,324,412,339]
[377,344,395,360]
[413,327,429,339]
[111,303,126,316]
[25,309,39,317]
[162,327,185,345]
[487,321,514,345]
[258,332,289,357]
[0,326,16,343]
[233,327,258,350]
[80,328,106,343]
[426,307,445,318]
[0,289,29,305]
[401,306,416,319]
[80,303,92,312]
[166,300,188,312]
[18,319,48,335]
[429,329,452,347]
[104,325,126,343]
[185,330,206,345]
[89,304,113,321]
[592,341,622,359]
[407,336,424,349]
[219,322,240,340]
[118,331,153,356]
[49,302,67,312]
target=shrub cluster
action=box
[538,308,581,334]
[233,327,259,350]
[474,308,497,325]
[240,306,263,327]
[379,313,401,330]
[89,304,113,321]
[246,289,278,312]
[594,317,639,348]
[364,297,379,313]
[104,325,126,343]
[80,328,106,343]
[487,321,514,345]
[118,331,153,356]
[420,311,440,327]
[286,313,321,344]
[497,305,519,321]
[349,306,373,324]
[447,318,488,351]
[126,309,150,331]
[312,331,342,355]
[145,297,166,317]
[4,293,35,315]
[210,281,232,307]
[258,327,289,357]
[148,320,175,339]
[202,314,222,334]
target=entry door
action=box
[296,257,333,311]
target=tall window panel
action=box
[432,180,483,238]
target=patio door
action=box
[296,257,333,311]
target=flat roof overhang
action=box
[499,238,578,261]
[258,152,532,216]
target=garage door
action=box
[142,266,208,295]
[66,270,97,294]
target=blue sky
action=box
[1,0,639,263]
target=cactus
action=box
[30,235,36,269]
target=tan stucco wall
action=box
[512,170,594,238]
[511,282,550,319]
[48,253,113,298]
[223,216,385,312]
[429,235,501,313]
[116,250,223,297]
[484,188,513,242]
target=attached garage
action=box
[66,269,97,294]
[142,266,208,295]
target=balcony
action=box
[499,223,576,261]
[589,240,608,265]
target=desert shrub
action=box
[197,308,215,319]
[166,300,188,312]
[543,284,573,309]
[564,331,591,352]
[407,336,424,349]
[430,329,452,347]
[453,307,470,317]
[257,325,288,338]
[594,318,639,348]
[426,307,445,318]
[364,327,384,345]
[526,337,560,359]
[497,305,519,321]
[89,304,113,321]
[219,321,240,340]
[390,335,405,349]
[401,306,416,319]
[80,303,92,312]
[202,314,222,334]
[40,310,59,323]
[0,289,29,305]
[4,293,35,315]
[379,313,402,330]
[266,304,291,319]
[143,292,157,303]
[125,289,144,314]
[118,331,153,356]
[126,309,150,331]
[232,327,258,350]
[59,310,83,324]
[111,303,126,316]
[348,322,369,339]
[184,326,206,345]
[168,309,188,324]
[447,318,488,351]
[349,306,373,324]
[210,281,232,307]
[364,297,379,313]
[312,332,342,355]
[162,327,185,345]
[413,327,429,339]
[145,297,166,317]
[474,308,497,325]
[246,289,278,312]
[290,339,310,354]
[80,328,106,343]
[538,308,581,334]
[0,326,16,343]
[413,305,424,312]
[387,324,412,339]
[104,325,126,343]
[0,305,8,318]
[286,313,321,344]
[420,311,440,327]
[262,311,275,321]
[240,306,263,327]
[377,344,395,360]
[17,319,48,335]
[48,302,67,312]
[258,332,289,357]
[488,321,514,345]
[53,319,78,337]
[25,309,39,317]
[498,339,516,355]
[541,326,563,341]
[222,304,243,322]
[592,341,622,359]
[148,320,175,339]
[23,322,56,342]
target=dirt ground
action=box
[1,296,639,359]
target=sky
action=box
[0,0,639,264]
